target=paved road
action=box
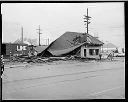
[2,58,125,99]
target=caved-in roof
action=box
[39,32,103,56]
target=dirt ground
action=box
[2,57,125,100]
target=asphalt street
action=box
[2,57,125,100]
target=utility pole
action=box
[45,38,49,45]
[36,25,42,46]
[45,39,47,45]
[87,8,89,34]
[48,38,49,45]
[83,8,91,34]
[21,26,23,44]
[21,26,23,55]
[44,39,48,45]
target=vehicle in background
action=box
[114,52,125,57]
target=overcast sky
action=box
[2,3,125,48]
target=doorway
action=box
[84,49,86,57]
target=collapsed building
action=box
[38,32,104,59]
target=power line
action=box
[21,26,24,55]
[43,38,50,45]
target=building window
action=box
[89,49,99,55]
[95,49,99,55]
[89,49,93,55]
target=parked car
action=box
[114,53,125,57]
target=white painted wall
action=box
[81,45,85,58]
[81,45,101,59]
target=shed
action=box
[1,43,28,56]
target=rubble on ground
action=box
[4,55,67,64]
[3,54,111,65]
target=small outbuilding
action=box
[1,43,29,56]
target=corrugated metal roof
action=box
[48,42,86,56]
[48,32,103,51]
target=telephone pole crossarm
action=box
[83,8,91,34]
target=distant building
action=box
[38,32,104,59]
[1,43,29,56]
[102,43,118,52]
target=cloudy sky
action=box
[2,3,125,48]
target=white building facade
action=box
[81,45,101,59]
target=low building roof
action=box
[2,42,28,45]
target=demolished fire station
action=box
[38,31,104,59]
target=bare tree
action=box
[14,38,37,45]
